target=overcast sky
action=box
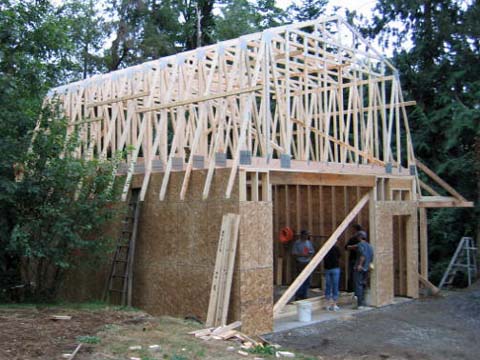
[277,0,376,17]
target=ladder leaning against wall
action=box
[439,237,478,289]
[103,189,142,306]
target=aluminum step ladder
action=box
[103,189,141,306]
[439,237,477,289]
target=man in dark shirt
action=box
[353,231,374,308]
[292,230,315,300]
[345,224,363,292]
[324,244,341,311]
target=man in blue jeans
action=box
[292,230,315,300]
[324,244,341,311]
[353,231,374,308]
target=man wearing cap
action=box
[353,230,374,308]
[345,224,363,292]
[292,230,315,300]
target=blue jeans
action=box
[325,268,340,301]
[295,262,311,299]
[354,270,368,306]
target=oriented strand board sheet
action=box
[371,201,419,307]
[238,201,274,334]
[130,169,241,322]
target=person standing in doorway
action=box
[324,244,341,311]
[353,231,374,309]
[345,224,363,292]
[292,230,315,301]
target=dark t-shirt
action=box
[345,236,360,264]
[324,245,340,270]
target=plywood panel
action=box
[238,201,274,334]
[127,170,245,328]
[372,201,419,307]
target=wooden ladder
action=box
[439,237,478,289]
[103,189,142,306]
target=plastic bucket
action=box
[297,302,312,322]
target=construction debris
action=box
[68,344,82,360]
[188,321,290,357]
[128,345,142,350]
[51,315,72,321]
[276,351,295,358]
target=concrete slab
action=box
[274,303,374,333]
[273,297,413,333]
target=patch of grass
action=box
[248,344,276,356]
[0,302,57,309]
[0,301,141,312]
[77,335,101,344]
[103,323,121,331]
[195,348,206,357]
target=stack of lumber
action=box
[206,213,241,327]
[188,321,247,341]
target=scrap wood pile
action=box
[188,321,295,358]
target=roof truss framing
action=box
[48,16,417,201]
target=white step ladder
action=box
[439,237,477,289]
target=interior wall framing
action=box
[271,179,371,290]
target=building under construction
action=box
[50,16,473,335]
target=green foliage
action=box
[215,0,258,40]
[368,0,480,283]
[59,0,108,78]
[248,344,276,355]
[0,0,81,300]
[216,0,287,41]
[77,335,101,344]
[8,107,120,300]
[288,0,328,22]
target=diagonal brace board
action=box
[273,193,370,316]
[416,160,466,202]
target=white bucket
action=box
[297,302,312,322]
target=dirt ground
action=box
[0,303,311,360]
[265,282,480,360]
[2,283,480,360]
[0,304,139,360]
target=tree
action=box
[368,0,480,282]
[0,0,119,301]
[254,0,288,29]
[103,0,148,71]
[60,0,108,78]
[178,0,216,50]
[9,108,119,301]
[215,0,288,41]
[288,0,327,22]
[139,0,182,59]
[215,0,258,40]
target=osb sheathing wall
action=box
[369,200,419,307]
[131,168,273,335]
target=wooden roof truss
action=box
[49,16,419,201]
